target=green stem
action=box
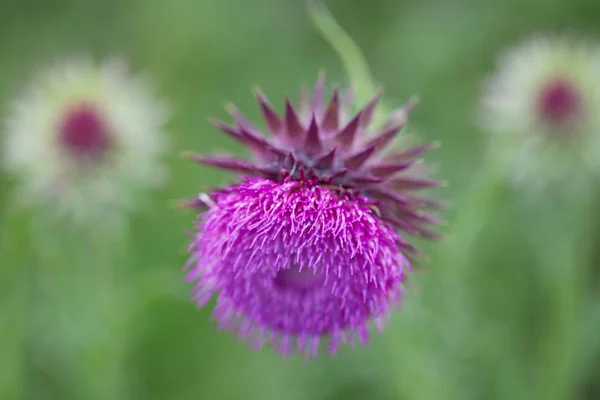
[435,157,507,270]
[434,161,508,400]
[575,295,600,395]
[0,201,33,400]
[385,158,509,400]
[533,201,591,400]
[0,246,24,398]
[72,227,129,400]
[307,0,383,122]
[537,244,580,400]
[32,220,130,400]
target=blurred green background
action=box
[2,0,600,399]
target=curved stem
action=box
[307,1,383,122]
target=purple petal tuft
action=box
[187,178,409,357]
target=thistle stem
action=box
[435,157,508,270]
[536,242,580,400]
[30,220,130,400]
[71,228,129,400]
[533,198,591,400]
[383,157,509,400]
[308,0,385,124]
[0,204,30,400]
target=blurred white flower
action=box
[2,57,170,224]
[480,35,600,191]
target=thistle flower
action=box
[2,57,170,224]
[183,75,443,357]
[481,35,600,190]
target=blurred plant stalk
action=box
[536,237,581,400]
[74,266,130,400]
[71,231,131,400]
[431,155,594,400]
[30,222,133,400]
[529,195,594,400]
[400,158,510,400]
[0,200,181,400]
[435,155,507,270]
[0,203,32,400]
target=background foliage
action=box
[1,0,600,399]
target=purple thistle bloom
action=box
[182,75,443,357]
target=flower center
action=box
[537,77,581,127]
[274,264,325,293]
[59,104,111,161]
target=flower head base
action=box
[481,36,600,190]
[3,57,170,224]
[183,75,443,357]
